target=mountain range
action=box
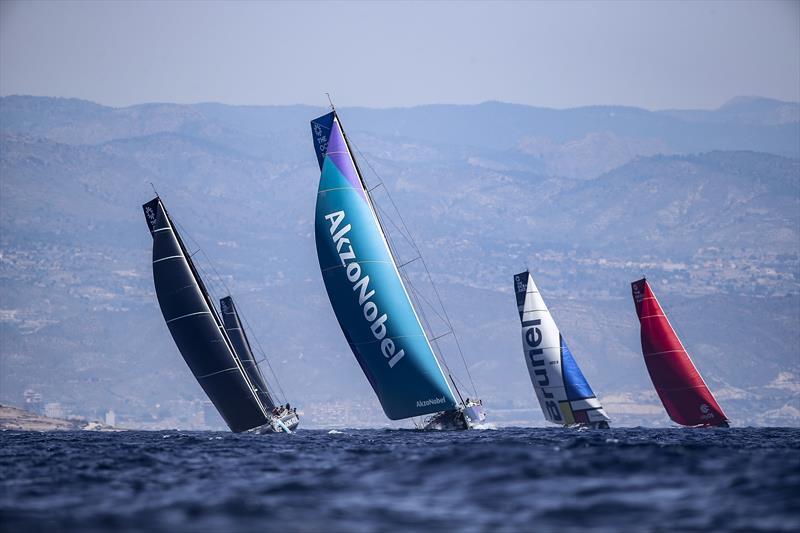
[1,95,797,428]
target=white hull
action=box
[252,411,300,434]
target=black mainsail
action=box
[143,197,268,433]
[220,295,277,411]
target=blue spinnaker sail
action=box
[312,112,457,420]
[560,337,595,401]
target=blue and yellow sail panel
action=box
[311,112,457,420]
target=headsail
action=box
[143,197,268,433]
[220,296,277,410]
[631,278,729,427]
[514,270,611,426]
[311,111,458,420]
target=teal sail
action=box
[311,111,458,420]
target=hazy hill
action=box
[1,96,797,428]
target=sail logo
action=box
[514,275,526,294]
[416,397,446,408]
[145,205,157,231]
[313,123,329,160]
[632,283,644,303]
[699,403,715,420]
[521,318,562,421]
[325,210,406,369]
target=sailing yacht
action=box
[143,196,298,433]
[514,270,611,428]
[310,109,485,430]
[220,296,299,432]
[631,278,729,427]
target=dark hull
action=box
[422,402,486,431]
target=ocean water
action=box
[1,427,798,532]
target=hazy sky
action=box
[1,0,798,110]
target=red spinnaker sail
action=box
[631,278,729,427]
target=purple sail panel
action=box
[324,118,367,201]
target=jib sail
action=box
[311,111,457,420]
[220,295,276,411]
[514,270,611,426]
[631,278,729,427]
[143,197,268,432]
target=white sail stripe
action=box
[196,367,241,380]
[226,327,242,332]
[640,314,667,319]
[153,227,173,233]
[321,260,391,273]
[644,349,686,357]
[570,398,602,410]
[318,186,360,194]
[656,384,716,392]
[152,255,183,264]
[166,310,212,324]
[522,308,550,314]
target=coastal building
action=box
[44,402,63,419]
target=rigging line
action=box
[232,302,288,404]
[401,272,450,333]
[421,251,479,398]
[171,219,288,404]
[353,160,466,393]
[398,256,421,269]
[374,201,419,255]
[351,139,479,399]
[404,268,457,385]
[171,220,225,303]
[351,141,422,257]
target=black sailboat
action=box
[220,295,299,431]
[143,196,298,433]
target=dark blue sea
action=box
[1,427,798,532]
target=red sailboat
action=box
[631,278,729,427]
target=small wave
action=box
[470,423,497,430]
[327,430,344,435]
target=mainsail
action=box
[514,270,611,426]
[631,278,729,427]
[143,197,268,433]
[220,296,277,410]
[311,111,458,420]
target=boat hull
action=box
[422,401,486,431]
[253,412,301,434]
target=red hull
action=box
[631,279,728,427]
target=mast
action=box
[333,111,468,406]
[632,278,728,426]
[311,111,460,420]
[157,199,269,418]
[220,295,278,410]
